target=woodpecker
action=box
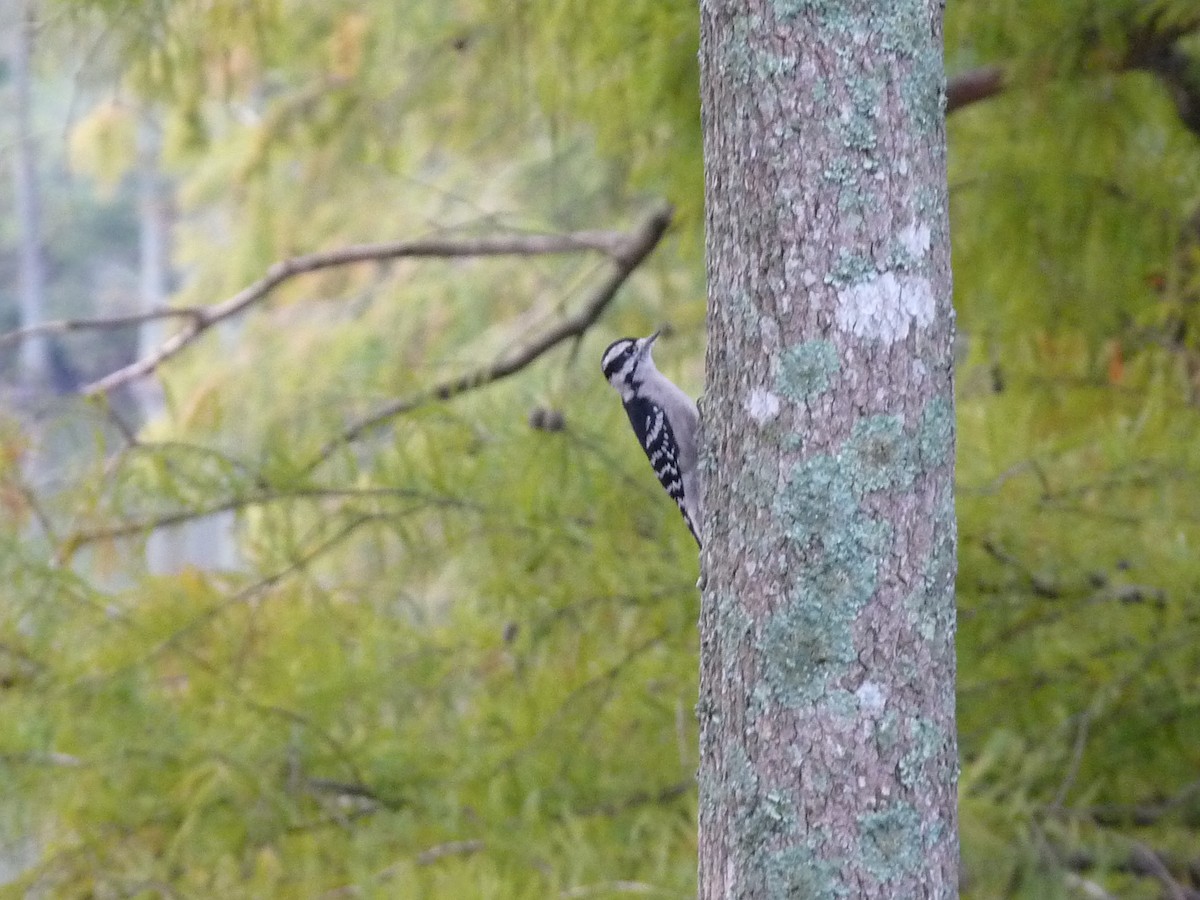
[601,331,701,545]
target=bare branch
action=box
[1063,846,1200,899]
[416,840,486,865]
[0,307,209,349]
[81,213,670,396]
[1060,778,1200,828]
[311,203,674,467]
[947,65,1006,113]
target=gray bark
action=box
[697,1,958,897]
[10,0,49,389]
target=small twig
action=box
[416,840,486,865]
[82,215,667,396]
[1062,872,1118,900]
[321,840,485,898]
[62,486,482,550]
[1126,841,1190,900]
[577,780,693,818]
[1052,703,1097,810]
[309,204,673,468]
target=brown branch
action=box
[310,203,673,468]
[577,779,693,817]
[81,216,667,396]
[947,65,1007,114]
[945,12,1200,130]
[0,307,209,349]
[1049,777,1200,828]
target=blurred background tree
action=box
[1,0,1198,897]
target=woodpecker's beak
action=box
[642,330,661,352]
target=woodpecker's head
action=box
[601,331,660,398]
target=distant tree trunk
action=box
[134,121,170,421]
[697,2,959,897]
[133,118,239,574]
[10,0,49,390]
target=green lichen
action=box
[715,588,754,665]
[754,49,800,79]
[766,844,851,899]
[859,802,924,883]
[874,0,946,134]
[775,453,856,543]
[826,250,876,288]
[741,786,797,849]
[876,0,924,57]
[876,711,902,753]
[900,49,946,135]
[760,575,873,707]
[844,76,882,154]
[728,289,760,335]
[771,0,855,32]
[898,717,944,790]
[845,415,916,493]
[769,453,892,706]
[761,581,857,707]
[916,395,954,471]
[905,487,956,644]
[776,339,840,404]
[735,458,779,514]
[821,157,868,215]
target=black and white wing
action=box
[622,396,701,545]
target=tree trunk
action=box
[10,0,49,390]
[697,2,959,897]
[134,120,170,422]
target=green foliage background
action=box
[2,0,1200,896]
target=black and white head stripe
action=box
[601,332,656,380]
[601,331,659,399]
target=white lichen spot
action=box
[802,269,819,288]
[835,272,935,343]
[855,680,886,713]
[899,221,931,259]
[745,388,781,424]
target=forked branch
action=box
[75,210,671,396]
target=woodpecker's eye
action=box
[601,339,638,380]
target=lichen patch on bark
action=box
[835,272,935,343]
